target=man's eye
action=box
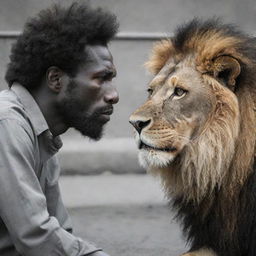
[95,76,106,83]
[104,74,113,81]
[99,76,106,82]
[94,73,114,83]
[173,87,187,97]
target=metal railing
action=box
[0,31,171,40]
[116,32,171,40]
[1,30,255,40]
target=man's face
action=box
[57,45,119,140]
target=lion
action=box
[129,19,256,256]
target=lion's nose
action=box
[129,119,151,134]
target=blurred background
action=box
[0,0,255,255]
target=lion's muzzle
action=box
[129,118,151,134]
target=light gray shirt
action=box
[0,83,101,256]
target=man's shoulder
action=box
[0,89,32,130]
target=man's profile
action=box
[0,2,118,256]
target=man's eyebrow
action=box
[95,69,117,77]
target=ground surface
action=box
[60,174,188,256]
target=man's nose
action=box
[104,87,119,104]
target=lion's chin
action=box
[138,149,176,169]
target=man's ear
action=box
[46,66,64,93]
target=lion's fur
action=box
[147,18,256,198]
[135,19,256,255]
[156,78,240,203]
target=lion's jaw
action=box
[133,116,194,169]
[136,133,179,169]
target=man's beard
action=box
[57,95,108,141]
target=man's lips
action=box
[98,106,114,122]
[101,109,113,115]
[138,140,177,152]
[100,106,113,115]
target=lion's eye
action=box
[147,88,153,96]
[173,87,187,98]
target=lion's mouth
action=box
[139,140,177,153]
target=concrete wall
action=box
[0,0,255,32]
[0,0,255,174]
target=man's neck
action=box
[30,85,68,136]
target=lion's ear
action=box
[212,55,241,90]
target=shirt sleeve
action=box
[0,119,101,256]
[44,156,74,234]
[45,179,74,233]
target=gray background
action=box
[0,0,255,173]
[0,1,255,255]
[0,0,255,32]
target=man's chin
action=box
[76,126,104,141]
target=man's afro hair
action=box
[5,1,119,90]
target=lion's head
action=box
[130,19,256,203]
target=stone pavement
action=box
[59,174,188,256]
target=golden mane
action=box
[129,18,256,255]
[145,19,256,233]
[130,18,256,255]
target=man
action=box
[0,2,119,256]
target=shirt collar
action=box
[11,83,63,159]
[11,83,49,136]
[39,130,63,161]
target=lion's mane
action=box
[146,19,256,256]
